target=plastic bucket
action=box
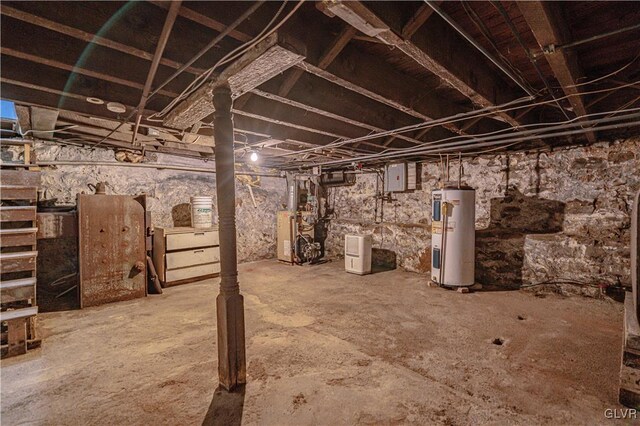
[191,196,213,228]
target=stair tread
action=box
[0,306,38,321]
[0,277,36,289]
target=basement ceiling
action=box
[1,1,639,169]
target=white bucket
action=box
[191,196,213,228]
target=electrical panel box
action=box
[384,163,406,192]
[384,162,418,192]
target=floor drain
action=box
[492,338,504,346]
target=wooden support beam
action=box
[163,33,305,129]
[155,1,474,139]
[401,1,442,39]
[278,24,356,98]
[148,1,252,43]
[0,5,204,75]
[324,1,526,129]
[132,0,182,145]
[0,47,177,98]
[518,1,596,143]
[250,89,424,146]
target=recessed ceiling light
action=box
[86,97,104,105]
[106,102,126,114]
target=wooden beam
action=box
[325,1,526,129]
[155,1,473,138]
[132,0,182,145]
[163,33,305,129]
[401,1,442,39]
[518,1,596,143]
[277,24,356,98]
[0,5,204,75]
[148,1,252,43]
[250,89,424,146]
[0,47,177,98]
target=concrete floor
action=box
[1,260,624,425]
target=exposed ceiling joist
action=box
[131,0,182,145]
[518,1,597,143]
[157,1,470,140]
[277,23,356,98]
[401,1,442,39]
[0,5,205,75]
[323,1,528,129]
[163,32,305,129]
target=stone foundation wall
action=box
[4,143,286,263]
[326,138,640,294]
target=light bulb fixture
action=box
[249,151,259,162]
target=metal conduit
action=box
[283,112,640,168]
[3,160,283,178]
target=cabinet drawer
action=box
[166,230,218,251]
[165,247,220,269]
[165,263,220,282]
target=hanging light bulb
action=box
[250,151,259,162]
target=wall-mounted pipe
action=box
[4,160,283,178]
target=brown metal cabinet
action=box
[77,195,147,308]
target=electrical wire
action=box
[152,0,304,119]
[276,108,640,168]
[270,80,640,160]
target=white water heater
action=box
[431,187,475,287]
[345,234,372,275]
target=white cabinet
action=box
[153,227,220,287]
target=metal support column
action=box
[213,82,246,391]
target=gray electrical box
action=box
[385,163,407,192]
[384,162,418,192]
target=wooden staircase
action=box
[1,169,41,358]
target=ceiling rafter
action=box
[0,5,205,75]
[518,1,597,142]
[324,1,529,130]
[152,1,479,140]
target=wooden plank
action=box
[402,1,442,39]
[164,33,305,129]
[327,2,525,128]
[1,278,36,304]
[277,24,356,98]
[0,186,37,201]
[0,206,36,222]
[0,306,38,322]
[0,5,204,75]
[0,229,37,248]
[0,251,38,274]
[0,47,177,98]
[6,318,27,357]
[517,1,596,143]
[0,169,41,186]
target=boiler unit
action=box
[431,186,475,287]
[345,234,373,275]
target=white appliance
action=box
[431,187,475,287]
[345,234,372,275]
